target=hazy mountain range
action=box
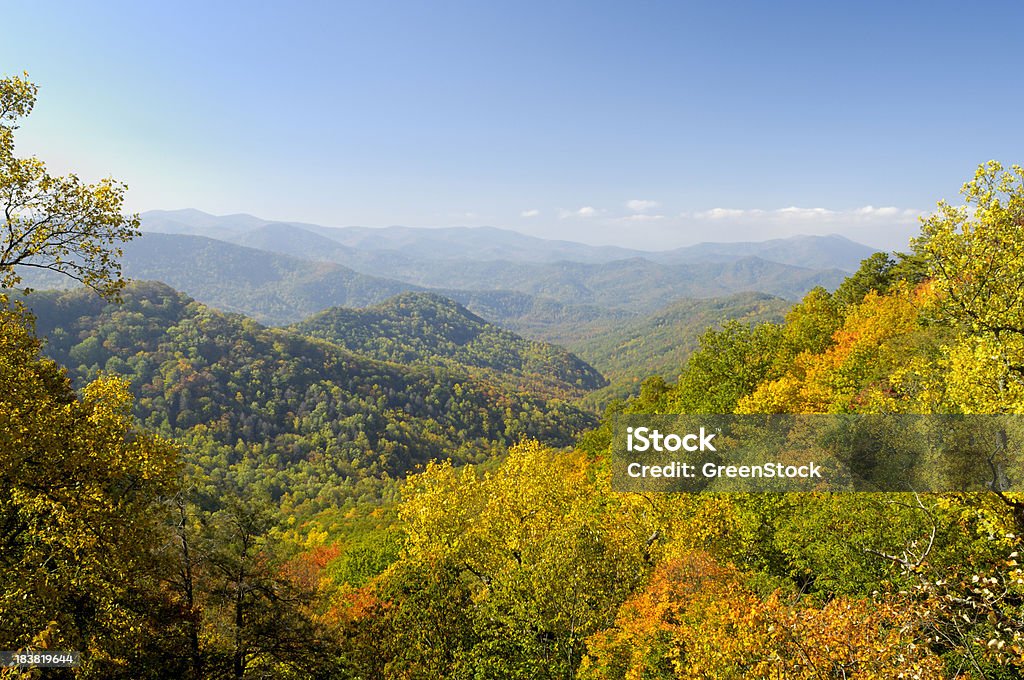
[10,208,871,327]
[16,209,882,397]
[142,208,879,270]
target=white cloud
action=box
[626,199,660,212]
[693,208,762,220]
[520,209,540,218]
[777,206,835,219]
[690,205,923,223]
[621,213,665,222]
[854,205,897,217]
[853,205,924,219]
[559,206,599,219]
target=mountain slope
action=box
[436,289,631,346]
[291,292,607,399]
[16,233,426,324]
[370,256,846,310]
[571,292,792,393]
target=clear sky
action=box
[4,0,1022,250]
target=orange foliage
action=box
[281,543,343,591]
[580,551,946,679]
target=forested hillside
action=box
[292,292,606,399]
[23,282,597,515]
[118,233,425,323]
[301,253,845,310]
[439,288,629,345]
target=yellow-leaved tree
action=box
[1,73,185,678]
[1,73,139,299]
[337,441,662,679]
[914,161,1024,414]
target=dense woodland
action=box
[4,154,1024,676]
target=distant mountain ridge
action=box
[16,230,851,328]
[141,209,879,271]
[647,235,878,271]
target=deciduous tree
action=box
[1,73,139,298]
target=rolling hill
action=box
[291,292,607,399]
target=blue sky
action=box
[4,1,1023,250]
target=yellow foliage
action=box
[0,303,181,670]
[739,284,936,414]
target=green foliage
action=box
[326,529,403,588]
[190,496,343,678]
[777,286,841,360]
[628,320,784,415]
[834,250,930,308]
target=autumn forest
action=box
[3,72,1024,680]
